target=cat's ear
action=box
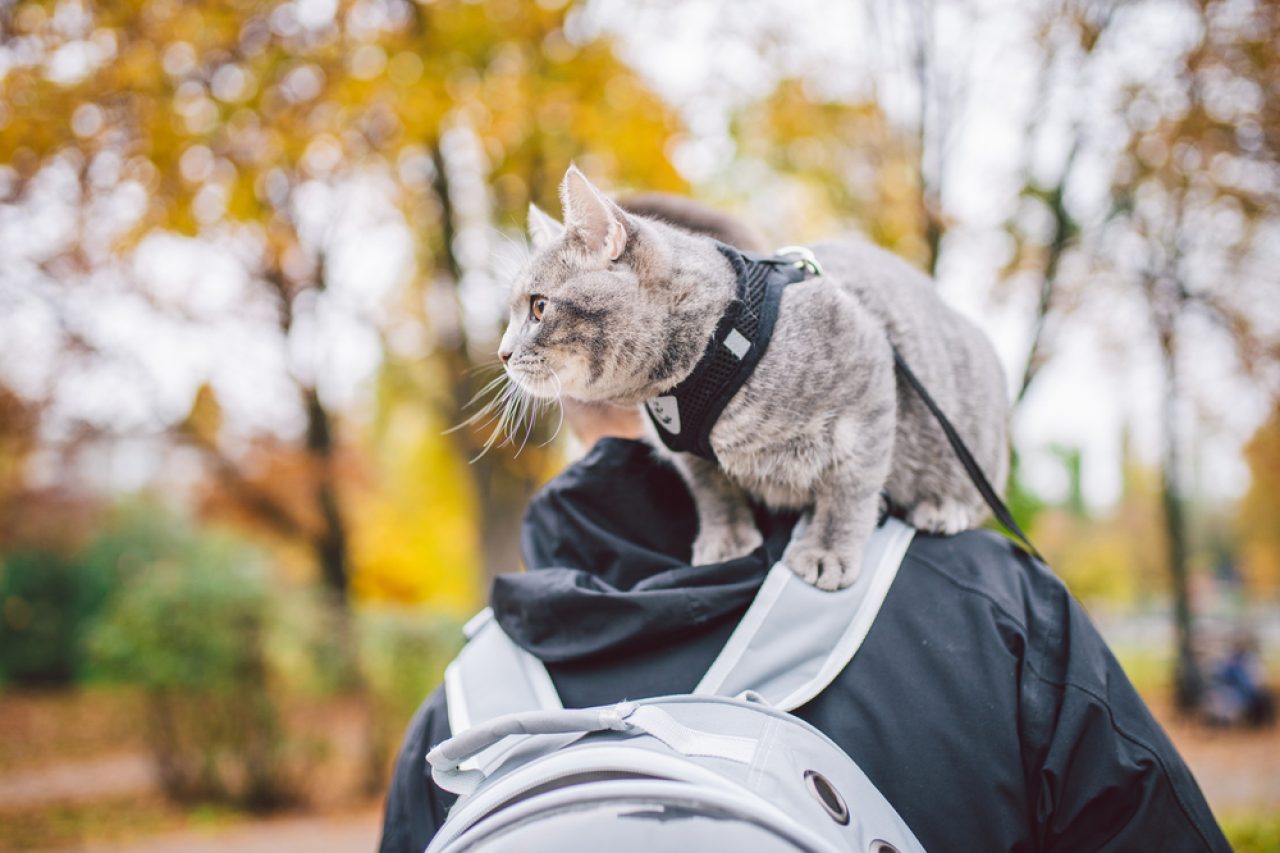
[527,203,565,250]
[560,164,629,261]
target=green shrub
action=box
[0,499,196,686]
[89,541,271,691]
[1223,813,1280,853]
[88,534,312,810]
[359,606,462,717]
[357,606,464,786]
[0,550,116,685]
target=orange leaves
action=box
[1237,405,1280,593]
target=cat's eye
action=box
[530,295,547,322]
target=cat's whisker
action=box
[497,384,526,450]
[539,370,566,447]
[466,361,507,380]
[446,375,514,435]
[514,386,539,456]
[467,372,512,404]
[471,390,518,462]
[452,370,529,462]
[513,400,536,458]
[467,393,516,437]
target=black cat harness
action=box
[642,243,1043,560]
[643,244,820,463]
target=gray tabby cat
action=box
[499,166,1009,590]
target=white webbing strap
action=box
[695,518,915,710]
[626,705,757,764]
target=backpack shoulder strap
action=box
[694,517,915,710]
[444,608,562,736]
[445,518,915,732]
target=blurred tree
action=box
[0,383,40,536]
[1238,404,1280,592]
[1104,0,1279,708]
[865,0,958,276]
[346,359,480,611]
[0,382,103,552]
[1001,0,1122,405]
[0,0,684,601]
[1032,436,1170,606]
[731,79,930,263]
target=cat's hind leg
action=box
[671,453,764,565]
[908,497,983,535]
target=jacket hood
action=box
[491,438,796,663]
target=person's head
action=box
[616,192,768,253]
[1231,629,1260,657]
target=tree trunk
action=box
[303,386,349,601]
[430,141,543,583]
[1157,329,1202,711]
[301,383,361,690]
[1014,147,1079,407]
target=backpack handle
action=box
[428,701,759,796]
[428,703,636,773]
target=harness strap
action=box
[644,245,812,462]
[891,347,1044,562]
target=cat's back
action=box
[804,236,1002,389]
[801,234,1011,501]
[808,236,959,338]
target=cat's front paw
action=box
[783,542,861,591]
[691,522,763,565]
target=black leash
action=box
[891,346,1044,563]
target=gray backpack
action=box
[425,518,926,853]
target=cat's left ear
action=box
[560,164,630,261]
[527,203,565,250]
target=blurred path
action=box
[65,807,381,853]
[1,690,1273,851]
[0,754,155,809]
[1152,698,1280,816]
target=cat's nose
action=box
[499,349,512,364]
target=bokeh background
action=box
[1,0,1277,849]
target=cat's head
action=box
[498,166,722,404]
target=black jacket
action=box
[378,438,1229,852]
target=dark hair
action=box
[618,193,768,252]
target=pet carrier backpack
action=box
[425,518,927,853]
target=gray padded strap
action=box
[694,517,915,709]
[444,518,915,733]
[443,609,562,736]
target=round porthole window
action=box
[802,769,849,825]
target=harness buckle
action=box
[773,245,823,277]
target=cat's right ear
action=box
[527,203,566,250]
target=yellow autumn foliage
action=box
[348,403,482,615]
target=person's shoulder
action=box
[896,526,1100,690]
[902,528,1068,631]
[378,686,454,853]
